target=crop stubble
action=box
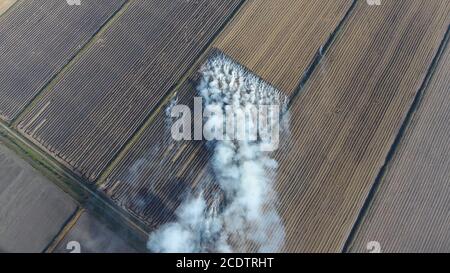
[100,0,354,232]
[214,0,354,94]
[269,0,450,252]
[17,0,244,181]
[0,0,126,122]
[348,34,450,253]
[9,0,449,253]
[105,0,449,252]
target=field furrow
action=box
[214,0,354,94]
[269,0,450,252]
[100,0,354,233]
[348,32,450,253]
[0,0,126,122]
[104,0,450,252]
[16,0,244,181]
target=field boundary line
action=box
[342,24,450,253]
[96,0,355,186]
[0,121,87,203]
[10,0,133,126]
[288,0,358,107]
[95,0,250,186]
[0,0,22,19]
[44,207,85,253]
[0,120,149,252]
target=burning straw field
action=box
[0,0,449,253]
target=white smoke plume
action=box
[148,54,289,253]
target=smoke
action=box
[147,193,223,253]
[148,54,289,253]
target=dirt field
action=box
[0,142,77,252]
[54,211,137,253]
[349,34,450,253]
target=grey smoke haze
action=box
[148,54,289,253]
